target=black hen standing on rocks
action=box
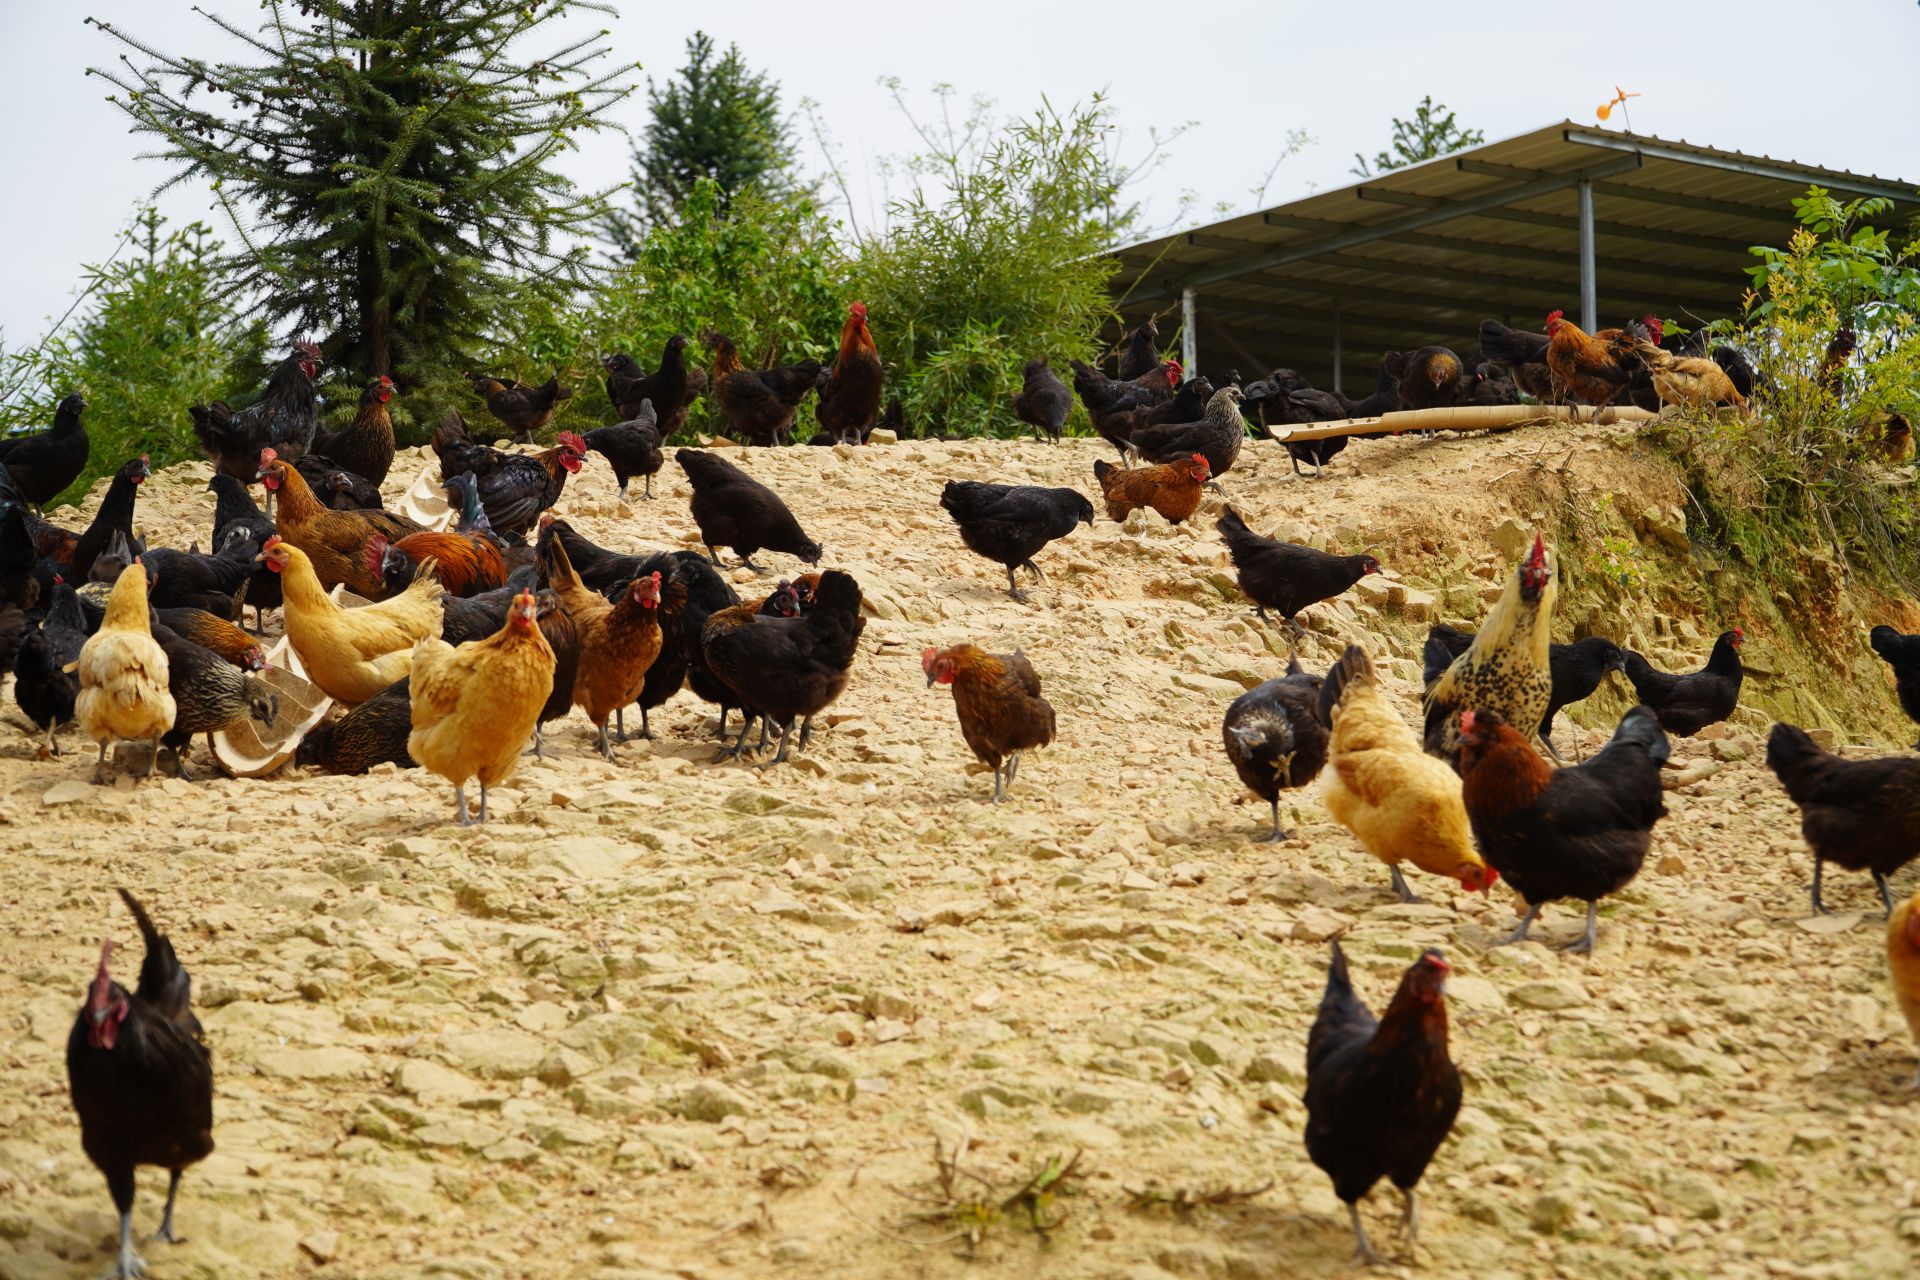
[676,448,822,571]
[0,392,89,512]
[583,399,664,500]
[1011,359,1072,444]
[940,481,1093,602]
[1216,506,1380,631]
[1623,629,1744,738]
[1221,656,1329,841]
[66,889,214,1280]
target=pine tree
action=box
[602,32,796,254]
[1351,97,1486,178]
[87,1,637,383]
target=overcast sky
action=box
[3,0,1915,346]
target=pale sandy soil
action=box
[1,421,1917,1280]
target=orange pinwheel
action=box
[1597,87,1641,128]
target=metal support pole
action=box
[1577,179,1597,332]
[1331,304,1344,395]
[1180,286,1198,377]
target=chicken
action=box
[1543,310,1632,410]
[582,400,664,500]
[1424,626,1625,760]
[1129,386,1247,477]
[0,392,89,511]
[1096,374,1214,463]
[1116,319,1161,381]
[431,414,586,541]
[30,454,151,586]
[1252,378,1354,477]
[296,677,416,774]
[1477,319,1555,401]
[1766,722,1920,915]
[605,334,702,435]
[408,589,556,823]
[816,301,884,446]
[539,534,663,759]
[369,527,505,600]
[1460,362,1520,406]
[939,480,1093,602]
[704,569,863,765]
[75,562,176,784]
[0,505,38,611]
[308,376,398,487]
[1072,359,1182,459]
[150,624,278,780]
[206,475,280,629]
[676,448,823,570]
[191,339,323,477]
[1623,629,1744,737]
[143,537,255,616]
[1093,452,1210,525]
[1870,624,1920,748]
[1396,346,1466,410]
[1011,358,1072,444]
[706,333,827,446]
[0,603,27,679]
[295,456,384,512]
[259,450,420,596]
[66,889,213,1280]
[1888,888,1920,1087]
[1459,706,1668,952]
[1632,339,1748,412]
[1422,534,1557,768]
[263,536,443,703]
[1216,506,1379,632]
[1304,942,1461,1266]
[154,608,267,672]
[1328,357,1403,418]
[1222,656,1328,841]
[922,643,1057,801]
[1320,645,1498,901]
[13,577,88,754]
[465,370,572,443]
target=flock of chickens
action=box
[16,298,1920,1274]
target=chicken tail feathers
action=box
[1214,504,1252,546]
[1308,940,1375,1069]
[117,887,194,1025]
[1611,704,1671,767]
[1092,459,1116,492]
[1317,644,1374,728]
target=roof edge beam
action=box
[1177,155,1643,291]
[1562,130,1919,205]
[1175,228,1735,287]
[1458,158,1803,222]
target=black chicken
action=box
[1766,722,1920,915]
[297,677,416,773]
[1623,629,1744,737]
[676,448,822,570]
[13,578,89,753]
[465,370,572,443]
[1011,359,1072,444]
[0,392,90,511]
[192,340,323,476]
[151,625,279,779]
[430,413,584,541]
[66,889,214,1280]
[1116,319,1161,381]
[144,538,255,617]
[1216,506,1379,630]
[583,400,664,500]
[605,334,702,435]
[1869,625,1920,749]
[1221,656,1328,841]
[308,375,398,488]
[29,454,150,595]
[1130,386,1247,476]
[704,569,863,764]
[207,475,281,629]
[939,480,1093,602]
[1304,943,1461,1266]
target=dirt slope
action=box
[1,422,1917,1280]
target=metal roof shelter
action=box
[1107,122,1918,392]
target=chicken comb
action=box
[850,301,868,320]
[262,534,283,550]
[558,431,587,454]
[1545,309,1565,324]
[294,337,322,359]
[258,447,278,464]
[921,646,939,676]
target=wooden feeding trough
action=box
[1266,402,1657,443]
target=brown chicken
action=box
[1543,310,1634,411]
[369,528,505,600]
[259,450,420,596]
[465,371,573,443]
[408,589,557,824]
[1889,888,1920,1087]
[153,608,266,672]
[1632,340,1748,412]
[816,301,884,445]
[1395,346,1466,411]
[923,644,1057,802]
[540,535,663,759]
[263,537,443,703]
[309,375,398,487]
[66,890,213,1280]
[1093,452,1210,525]
[1320,645,1499,902]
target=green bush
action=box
[0,209,268,506]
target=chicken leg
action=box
[1003,565,1029,603]
[151,1170,184,1245]
[1561,900,1600,954]
[93,741,112,785]
[643,473,655,500]
[477,782,490,824]
[1262,797,1289,843]
[758,720,795,767]
[990,761,1007,802]
[107,1206,145,1280]
[1395,1186,1420,1250]
[1500,902,1543,945]
[453,785,473,827]
[1346,1202,1382,1267]
[1388,864,1423,904]
[594,720,617,761]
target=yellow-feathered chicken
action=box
[408,589,556,825]
[1423,533,1557,769]
[260,535,443,703]
[74,562,176,783]
[1320,644,1498,902]
[1889,887,1920,1088]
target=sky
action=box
[2,0,1916,347]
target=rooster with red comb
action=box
[1422,533,1559,770]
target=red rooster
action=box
[816,301,884,446]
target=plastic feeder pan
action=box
[211,635,333,778]
[400,463,455,531]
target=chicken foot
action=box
[1388,864,1423,904]
[1499,902,1543,945]
[1395,1187,1421,1251]
[593,721,618,762]
[1812,858,1896,917]
[105,1206,145,1280]
[452,785,473,826]
[1561,900,1600,954]
[1346,1202,1382,1267]
[92,741,112,786]
[151,1170,185,1245]
[758,720,796,768]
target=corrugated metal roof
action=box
[1107,121,1918,389]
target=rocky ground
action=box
[1,420,1917,1280]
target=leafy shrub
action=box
[0,209,268,506]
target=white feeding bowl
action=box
[399,463,454,531]
[210,634,334,778]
